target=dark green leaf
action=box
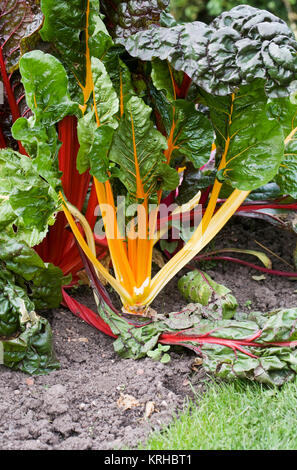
[177,168,216,205]
[268,96,297,198]
[0,0,42,73]
[2,308,59,375]
[202,81,285,191]
[91,57,119,127]
[100,0,170,39]
[109,96,178,200]
[40,0,112,99]
[122,5,297,98]
[89,125,115,182]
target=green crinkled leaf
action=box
[157,163,180,192]
[268,96,297,198]
[152,87,214,169]
[0,233,65,310]
[2,308,59,375]
[40,0,111,97]
[19,50,78,126]
[200,343,297,386]
[178,270,238,320]
[245,182,283,202]
[259,308,297,343]
[109,96,178,200]
[276,148,297,199]
[202,81,284,191]
[151,59,184,103]
[100,0,170,39]
[267,96,297,138]
[97,302,164,359]
[76,111,97,174]
[0,274,59,375]
[12,118,61,190]
[12,51,78,191]
[93,279,297,385]
[168,100,213,169]
[92,57,119,128]
[147,344,170,362]
[121,5,297,98]
[0,148,59,239]
[89,126,115,182]
[76,58,119,179]
[77,117,115,182]
[0,278,34,337]
[96,293,297,385]
[102,46,135,113]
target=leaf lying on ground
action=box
[95,290,297,386]
[178,270,238,320]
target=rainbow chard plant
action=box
[1,1,297,383]
[60,3,297,308]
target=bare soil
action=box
[1,218,297,450]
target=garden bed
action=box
[1,218,297,450]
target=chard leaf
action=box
[176,168,216,205]
[259,309,297,343]
[0,0,42,73]
[77,58,119,179]
[94,289,297,386]
[77,113,114,182]
[88,125,115,182]
[178,270,238,320]
[40,0,113,103]
[91,57,119,128]
[276,145,297,199]
[12,51,79,190]
[267,96,297,198]
[0,233,64,375]
[102,46,135,113]
[122,5,297,98]
[12,118,61,190]
[76,111,97,174]
[18,51,78,126]
[202,81,284,191]
[246,182,283,202]
[100,0,170,39]
[162,99,213,169]
[0,278,34,338]
[0,285,59,375]
[109,96,179,201]
[151,59,184,103]
[0,233,66,310]
[0,148,59,238]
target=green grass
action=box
[140,379,297,450]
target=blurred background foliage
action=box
[169,0,297,34]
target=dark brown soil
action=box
[1,218,297,450]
